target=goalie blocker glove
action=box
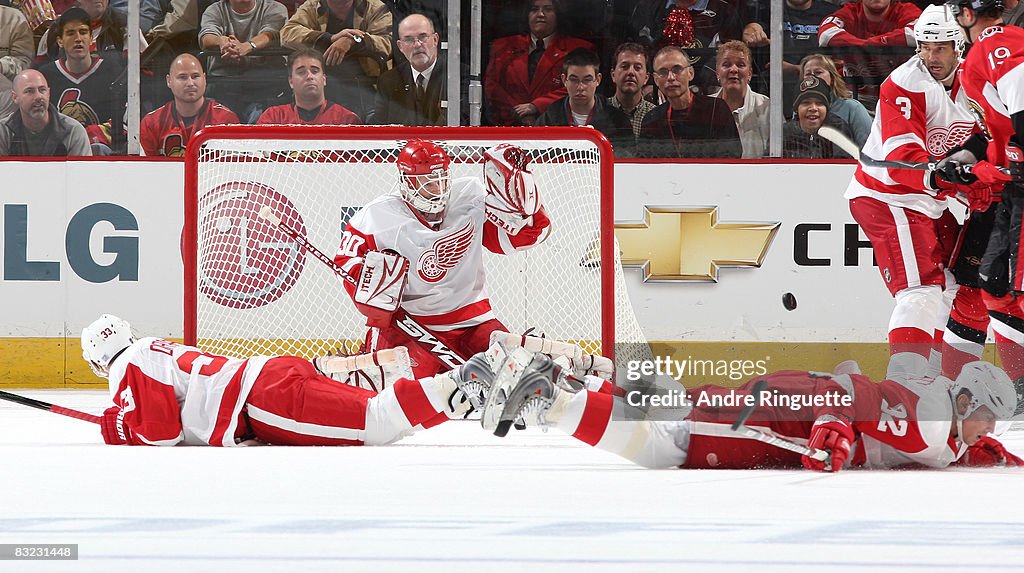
[354,250,409,328]
[483,144,543,236]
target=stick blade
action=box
[730,379,768,431]
[817,126,861,160]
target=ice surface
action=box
[2,390,1023,572]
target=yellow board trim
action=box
[2,338,1000,389]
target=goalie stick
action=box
[729,380,830,466]
[0,390,100,424]
[818,126,1011,175]
[257,206,468,369]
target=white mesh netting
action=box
[187,130,648,367]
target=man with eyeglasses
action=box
[370,13,444,125]
[536,48,634,157]
[638,46,740,158]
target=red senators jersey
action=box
[845,58,978,217]
[140,99,239,157]
[818,1,922,46]
[106,338,270,446]
[257,101,361,125]
[682,371,963,469]
[334,178,550,331]
[959,25,1024,166]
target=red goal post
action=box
[184,125,643,365]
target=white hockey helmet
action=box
[950,361,1017,420]
[915,5,966,57]
[81,314,136,378]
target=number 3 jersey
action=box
[334,177,551,332]
[106,338,272,446]
[845,56,979,218]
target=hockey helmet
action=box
[81,314,136,378]
[915,5,965,57]
[397,139,451,214]
[945,0,1004,17]
[950,361,1017,420]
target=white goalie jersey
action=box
[845,57,980,218]
[334,177,551,332]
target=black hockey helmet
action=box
[945,0,1004,17]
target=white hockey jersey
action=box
[334,177,550,332]
[845,57,979,218]
[106,338,271,447]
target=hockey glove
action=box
[959,436,1024,467]
[100,406,129,445]
[484,144,543,236]
[354,250,409,328]
[967,160,1013,187]
[802,415,853,472]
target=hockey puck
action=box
[782,292,797,311]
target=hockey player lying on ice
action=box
[479,347,1023,470]
[82,314,501,447]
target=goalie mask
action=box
[397,139,451,215]
[81,314,136,378]
[950,362,1017,422]
[914,5,965,60]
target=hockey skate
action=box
[446,348,506,413]
[481,348,562,437]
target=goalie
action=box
[333,139,552,378]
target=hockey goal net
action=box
[184,125,647,369]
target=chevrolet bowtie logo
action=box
[615,207,780,282]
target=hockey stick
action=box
[0,390,101,424]
[729,380,830,465]
[819,125,1011,175]
[257,206,468,369]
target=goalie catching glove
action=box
[484,144,543,236]
[354,250,409,328]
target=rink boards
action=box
[0,159,958,386]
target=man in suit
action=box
[483,0,592,126]
[370,12,443,125]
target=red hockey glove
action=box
[967,160,1013,187]
[100,406,129,445]
[960,436,1024,467]
[965,185,1001,212]
[802,415,853,472]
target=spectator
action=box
[0,4,33,120]
[744,0,839,109]
[280,0,392,120]
[1004,0,1023,26]
[147,0,202,44]
[606,41,655,139]
[370,12,443,125]
[710,40,768,158]
[800,53,872,147]
[483,0,593,126]
[624,0,746,95]
[109,0,164,34]
[817,0,922,108]
[37,7,122,154]
[199,0,289,123]
[141,53,239,156]
[37,0,149,64]
[638,46,741,158]
[257,47,360,124]
[782,75,854,158]
[536,48,634,156]
[0,68,91,155]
